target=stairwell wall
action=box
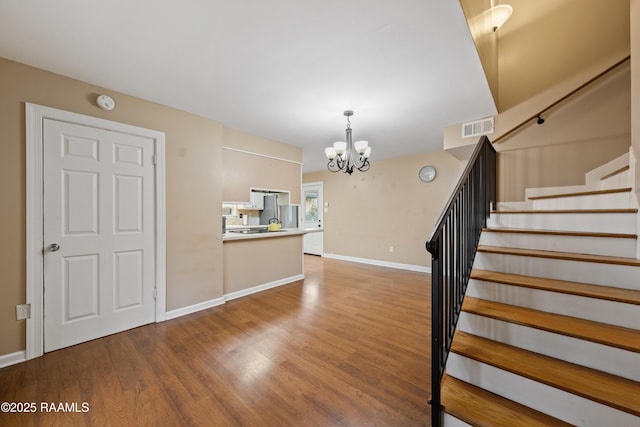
[493,64,631,202]
[631,0,640,258]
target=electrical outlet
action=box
[389,245,394,253]
[16,304,31,320]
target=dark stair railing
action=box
[426,136,496,427]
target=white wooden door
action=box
[301,182,324,255]
[43,119,156,352]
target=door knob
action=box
[47,243,60,252]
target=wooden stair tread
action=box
[528,187,631,200]
[477,244,640,267]
[491,208,637,214]
[462,297,640,353]
[471,269,640,306]
[451,331,640,417]
[483,227,637,239]
[601,165,630,180]
[441,374,573,427]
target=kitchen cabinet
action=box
[247,191,265,209]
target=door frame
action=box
[25,103,166,359]
[301,181,324,255]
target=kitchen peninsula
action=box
[220,190,320,300]
[220,227,320,300]
[221,128,311,301]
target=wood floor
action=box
[0,255,431,426]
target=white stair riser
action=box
[479,232,637,258]
[525,185,594,200]
[495,201,528,211]
[487,212,636,234]
[443,413,472,427]
[458,312,640,381]
[446,353,639,427]
[467,279,640,329]
[600,171,630,190]
[474,252,640,290]
[531,192,632,210]
[585,152,630,187]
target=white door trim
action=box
[25,103,166,359]
[301,181,324,256]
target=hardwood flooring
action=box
[0,255,431,426]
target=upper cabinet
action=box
[241,191,264,210]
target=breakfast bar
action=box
[220,227,321,299]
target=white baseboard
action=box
[224,274,305,302]
[165,297,226,320]
[322,253,431,273]
[160,275,307,321]
[0,350,26,368]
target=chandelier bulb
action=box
[333,141,347,155]
[325,147,337,160]
[354,140,368,154]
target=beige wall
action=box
[497,0,629,112]
[459,0,498,107]
[495,65,631,201]
[0,57,224,355]
[447,0,632,202]
[458,0,629,113]
[222,128,302,203]
[223,236,303,294]
[223,127,303,163]
[0,57,302,357]
[303,151,465,267]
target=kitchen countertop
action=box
[219,227,322,241]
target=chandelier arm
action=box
[357,159,370,172]
[327,156,344,172]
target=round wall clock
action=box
[418,165,437,182]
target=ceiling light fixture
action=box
[324,110,371,175]
[490,4,513,32]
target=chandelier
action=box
[324,110,371,175]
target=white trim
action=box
[222,146,303,165]
[301,181,324,255]
[322,253,431,273]
[224,274,305,301]
[162,274,306,320]
[629,147,640,259]
[154,131,167,322]
[0,350,27,368]
[165,297,226,320]
[25,103,167,359]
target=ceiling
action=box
[0,0,497,172]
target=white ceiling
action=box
[0,0,497,172]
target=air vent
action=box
[462,117,494,138]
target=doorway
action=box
[301,181,324,255]
[26,103,166,358]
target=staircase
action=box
[440,152,640,426]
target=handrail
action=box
[493,55,630,144]
[425,135,496,427]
